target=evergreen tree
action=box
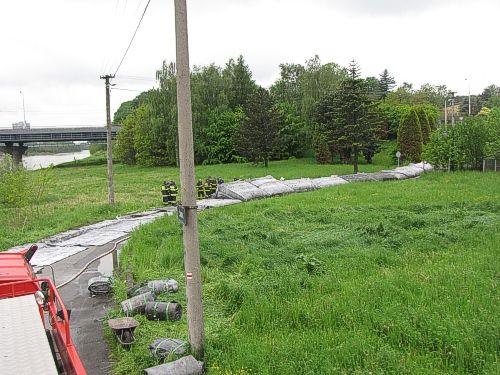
[236,87,280,167]
[379,69,396,101]
[223,55,257,111]
[414,105,432,144]
[316,60,382,173]
[398,108,423,162]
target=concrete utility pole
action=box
[174,0,204,359]
[100,74,115,205]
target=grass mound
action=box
[113,172,500,374]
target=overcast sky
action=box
[0,0,498,129]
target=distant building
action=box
[12,121,30,130]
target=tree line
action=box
[113,55,500,171]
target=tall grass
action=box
[113,172,500,374]
[0,143,395,250]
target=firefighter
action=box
[206,177,217,196]
[161,181,170,205]
[196,179,206,199]
[168,181,178,205]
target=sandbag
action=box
[149,338,187,360]
[145,301,182,321]
[147,279,179,294]
[128,279,179,297]
[88,276,112,295]
[121,292,155,315]
[143,355,203,375]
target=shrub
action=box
[423,115,499,170]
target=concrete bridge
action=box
[0,126,119,165]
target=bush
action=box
[423,115,499,170]
[0,155,52,225]
[89,143,107,155]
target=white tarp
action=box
[217,180,270,201]
[341,173,377,182]
[197,198,242,209]
[282,178,316,192]
[249,176,295,196]
[311,175,349,188]
[8,209,170,266]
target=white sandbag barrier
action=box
[311,175,349,189]
[214,163,432,202]
[216,180,270,201]
[282,178,316,192]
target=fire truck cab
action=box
[0,245,87,374]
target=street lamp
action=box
[465,78,471,116]
[19,90,26,126]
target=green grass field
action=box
[111,172,500,374]
[0,143,395,250]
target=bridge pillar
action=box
[1,142,28,166]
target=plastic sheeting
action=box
[143,355,203,375]
[9,209,172,266]
[311,175,349,188]
[250,176,295,196]
[217,180,270,201]
[282,178,316,192]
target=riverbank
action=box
[0,144,396,250]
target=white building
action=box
[12,121,30,130]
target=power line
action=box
[115,75,156,82]
[111,87,145,92]
[113,0,151,76]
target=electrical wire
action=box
[113,0,152,76]
[111,87,146,92]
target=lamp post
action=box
[19,90,26,126]
[465,78,471,116]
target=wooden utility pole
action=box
[100,74,115,205]
[174,0,204,359]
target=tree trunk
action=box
[264,156,269,168]
[353,147,359,174]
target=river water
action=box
[23,150,91,170]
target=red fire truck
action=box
[0,245,87,374]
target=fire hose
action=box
[56,236,130,289]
